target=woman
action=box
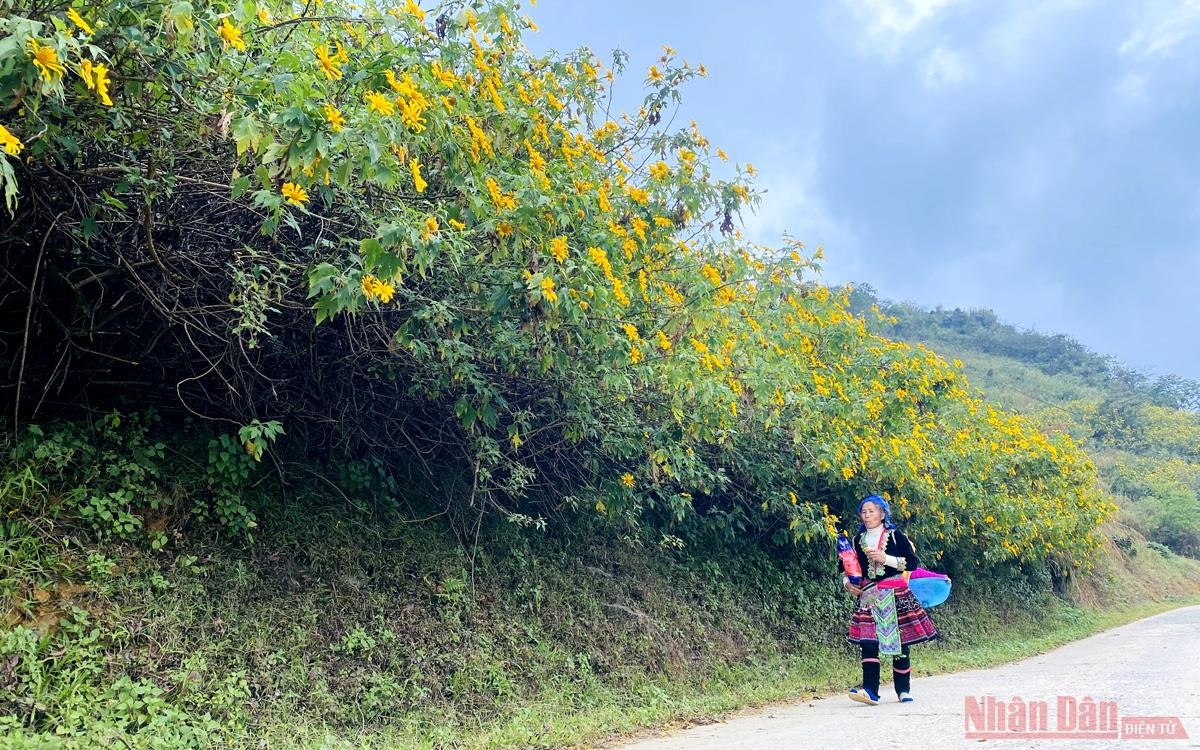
[842,494,938,705]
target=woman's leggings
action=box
[861,641,911,695]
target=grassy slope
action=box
[5,488,1200,750]
[5,340,1200,749]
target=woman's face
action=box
[860,502,885,529]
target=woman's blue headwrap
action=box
[857,494,896,531]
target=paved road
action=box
[610,605,1200,750]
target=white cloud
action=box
[1115,71,1151,102]
[1102,72,1158,130]
[1119,0,1200,57]
[979,0,1096,69]
[738,141,865,283]
[923,46,971,88]
[845,0,961,37]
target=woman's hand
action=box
[844,581,863,597]
[866,548,887,564]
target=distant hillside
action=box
[846,284,1200,559]
[845,285,1200,413]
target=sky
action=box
[525,0,1200,381]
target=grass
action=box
[4,488,1200,750]
[249,593,1200,750]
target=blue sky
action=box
[526,0,1200,381]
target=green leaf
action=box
[0,158,16,216]
[360,238,384,268]
[232,116,263,157]
[230,174,252,199]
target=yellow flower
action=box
[627,218,647,243]
[431,61,458,88]
[539,276,557,303]
[219,17,246,51]
[588,246,613,279]
[422,216,438,238]
[321,104,345,132]
[315,45,343,80]
[404,0,425,22]
[484,177,516,211]
[656,331,672,351]
[486,81,506,113]
[409,158,426,193]
[364,90,394,116]
[0,124,25,157]
[716,147,728,161]
[448,218,466,231]
[92,63,112,105]
[550,235,568,263]
[621,323,640,342]
[257,6,272,24]
[281,182,308,206]
[647,65,663,83]
[621,473,635,487]
[525,139,546,174]
[496,221,514,238]
[648,161,669,180]
[610,278,630,307]
[27,39,66,82]
[597,184,612,213]
[79,59,94,90]
[397,97,428,133]
[361,274,378,299]
[361,274,396,303]
[465,116,495,162]
[67,8,94,35]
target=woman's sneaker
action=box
[848,687,880,705]
[898,692,914,703]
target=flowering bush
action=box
[0,0,1112,566]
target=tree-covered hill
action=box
[847,285,1200,559]
[846,285,1200,412]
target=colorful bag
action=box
[877,568,952,608]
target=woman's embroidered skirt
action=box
[847,587,939,645]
